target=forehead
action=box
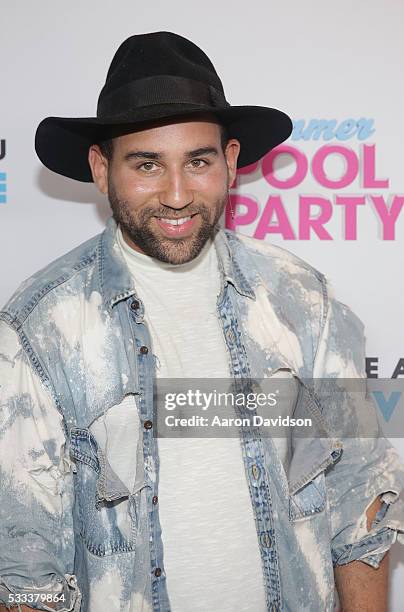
[113,117,222,152]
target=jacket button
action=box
[144,420,153,430]
[152,495,158,505]
[140,345,149,354]
[130,300,140,310]
[261,532,272,548]
[228,329,236,343]
[251,464,260,480]
[154,567,162,577]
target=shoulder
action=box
[224,228,327,289]
[225,230,368,375]
[0,230,102,328]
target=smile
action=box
[154,213,199,237]
[155,213,198,226]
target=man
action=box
[1,31,404,612]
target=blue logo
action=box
[372,390,401,422]
[0,139,6,204]
[0,172,6,204]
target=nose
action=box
[159,168,194,210]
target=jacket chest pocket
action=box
[286,380,343,522]
[269,437,329,522]
[289,470,327,521]
[287,437,343,522]
[69,396,146,556]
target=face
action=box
[88,117,240,264]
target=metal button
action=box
[154,567,162,577]
[130,300,140,310]
[144,420,153,430]
[140,345,149,354]
[261,532,272,548]
[152,495,158,505]
[251,464,260,480]
[226,329,235,343]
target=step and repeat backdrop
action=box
[2,1,404,609]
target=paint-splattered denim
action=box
[1,215,404,611]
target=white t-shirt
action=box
[116,225,267,612]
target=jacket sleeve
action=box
[312,280,404,568]
[0,320,81,611]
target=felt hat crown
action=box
[35,31,293,182]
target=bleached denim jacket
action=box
[1,214,404,612]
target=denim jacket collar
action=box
[98,215,255,312]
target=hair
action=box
[97,120,229,162]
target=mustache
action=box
[142,206,210,219]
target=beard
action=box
[107,177,228,265]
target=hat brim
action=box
[35,103,292,182]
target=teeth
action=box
[158,216,192,226]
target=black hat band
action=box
[97,75,230,118]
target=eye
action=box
[138,161,158,171]
[188,158,208,168]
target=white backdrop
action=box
[1,1,404,609]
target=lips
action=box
[154,213,199,237]
[158,215,194,225]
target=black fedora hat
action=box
[35,31,293,182]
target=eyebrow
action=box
[124,150,161,161]
[185,146,219,159]
[123,146,219,162]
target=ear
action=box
[224,139,241,188]
[88,144,109,194]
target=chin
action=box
[157,235,207,265]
